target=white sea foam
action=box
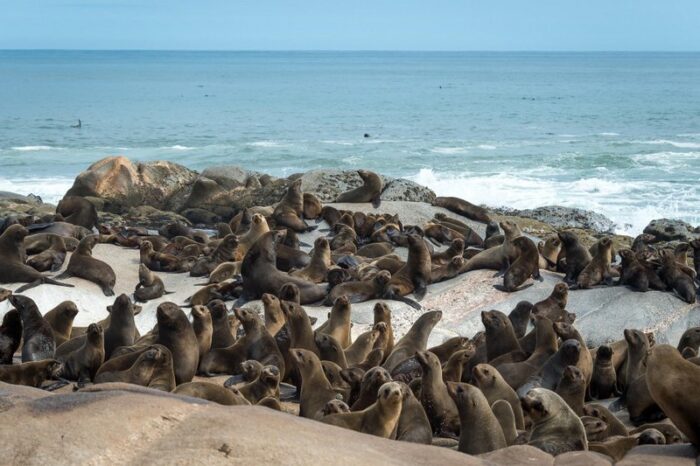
[10,145,56,152]
[0,177,74,205]
[321,140,355,146]
[430,147,469,155]
[598,132,620,136]
[635,139,700,149]
[476,144,497,150]
[407,168,699,236]
[247,141,290,148]
[165,145,193,151]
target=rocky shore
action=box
[1,155,699,465]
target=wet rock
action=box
[496,206,616,234]
[65,156,198,213]
[643,218,699,242]
[381,178,436,203]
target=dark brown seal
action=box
[0,359,61,387]
[575,237,614,288]
[335,170,384,208]
[43,300,79,346]
[384,234,431,301]
[58,234,116,296]
[290,347,338,420]
[494,236,542,292]
[0,309,22,364]
[155,302,199,384]
[521,387,587,455]
[558,230,592,285]
[447,382,507,454]
[56,195,98,230]
[432,196,491,223]
[272,179,315,232]
[9,295,56,362]
[26,234,66,272]
[383,310,442,373]
[134,264,173,302]
[415,350,459,436]
[57,323,105,385]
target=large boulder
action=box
[496,206,616,234]
[0,192,55,220]
[65,156,198,213]
[644,218,699,242]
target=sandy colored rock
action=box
[616,444,698,466]
[479,445,554,465]
[554,451,613,465]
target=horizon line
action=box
[1,48,699,53]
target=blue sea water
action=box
[1,50,699,234]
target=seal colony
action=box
[1,166,700,463]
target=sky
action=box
[1,0,699,51]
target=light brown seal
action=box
[58,234,116,296]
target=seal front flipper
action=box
[371,193,381,209]
[223,374,245,387]
[279,383,298,401]
[413,282,427,301]
[391,295,422,310]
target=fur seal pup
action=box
[173,382,250,406]
[96,345,176,391]
[240,231,326,304]
[589,344,620,399]
[207,300,236,349]
[57,323,105,385]
[272,179,315,232]
[415,350,460,436]
[554,365,585,415]
[583,404,628,438]
[345,324,382,366]
[56,195,98,230]
[134,264,173,302]
[323,381,403,439]
[459,221,522,273]
[394,381,432,444]
[432,196,491,223]
[25,233,79,255]
[384,234,431,301]
[618,249,665,292]
[658,249,697,303]
[522,339,582,394]
[290,348,339,419]
[335,170,384,208]
[9,295,56,362]
[447,382,507,454]
[351,366,392,410]
[521,387,587,454]
[472,363,525,429]
[574,237,613,288]
[0,309,22,364]
[303,192,322,219]
[494,236,542,292]
[289,237,331,283]
[508,301,533,338]
[317,296,352,348]
[0,225,73,292]
[531,283,568,322]
[553,322,592,385]
[191,305,213,364]
[0,359,61,387]
[238,365,281,403]
[26,234,66,272]
[155,302,199,384]
[383,310,442,373]
[325,270,408,308]
[43,300,79,346]
[538,235,562,270]
[199,261,241,285]
[646,344,700,445]
[431,239,465,266]
[58,235,116,296]
[373,302,394,358]
[558,231,592,285]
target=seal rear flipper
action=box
[43,378,72,392]
[371,194,381,209]
[279,383,299,401]
[428,237,442,248]
[391,295,422,310]
[223,374,245,388]
[54,271,73,280]
[298,241,312,248]
[101,286,115,297]
[413,284,427,302]
[25,222,55,233]
[163,290,175,295]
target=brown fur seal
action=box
[238,365,281,403]
[323,381,403,439]
[432,196,491,223]
[56,195,98,230]
[394,381,432,444]
[447,382,507,454]
[373,302,394,358]
[199,307,284,377]
[538,235,562,270]
[553,322,592,385]
[589,344,620,399]
[43,300,79,346]
[25,233,79,255]
[521,387,587,454]
[494,236,542,292]
[95,345,176,391]
[583,404,628,438]
[191,305,213,364]
[0,225,73,292]
[383,310,442,373]
[303,192,323,219]
[335,170,384,208]
[531,283,569,323]
[173,382,250,405]
[26,234,66,272]
[0,309,22,364]
[558,231,592,284]
[325,270,400,307]
[345,324,382,366]
[431,239,465,266]
[290,237,331,283]
[199,260,241,285]
[658,249,697,303]
[384,234,431,301]
[317,296,352,348]
[0,359,60,387]
[240,231,326,304]
[491,400,518,446]
[646,344,700,445]
[472,363,525,429]
[134,264,173,302]
[57,323,105,385]
[58,235,116,296]
[140,240,183,272]
[273,179,315,232]
[356,242,394,259]
[290,348,338,419]
[415,350,459,436]
[574,237,614,288]
[155,302,199,384]
[9,295,56,362]
[351,366,392,410]
[207,300,236,349]
[460,220,522,273]
[554,365,585,415]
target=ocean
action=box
[1,50,699,235]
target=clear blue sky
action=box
[1,0,698,51]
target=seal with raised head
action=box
[0,309,22,364]
[322,381,403,438]
[43,300,79,346]
[383,234,431,301]
[447,382,507,454]
[58,234,116,296]
[589,344,620,399]
[472,363,525,429]
[494,236,542,292]
[0,225,73,292]
[335,170,384,208]
[56,195,98,230]
[155,302,199,384]
[658,249,697,303]
[272,179,315,232]
[531,283,569,322]
[57,323,105,385]
[290,237,331,283]
[383,310,442,373]
[558,231,592,285]
[240,231,326,304]
[574,237,614,289]
[191,305,213,364]
[134,264,173,302]
[290,348,338,420]
[26,234,66,272]
[415,350,460,436]
[521,387,588,455]
[9,294,56,362]
[394,381,432,444]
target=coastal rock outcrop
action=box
[495,206,616,234]
[643,218,700,242]
[65,156,198,213]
